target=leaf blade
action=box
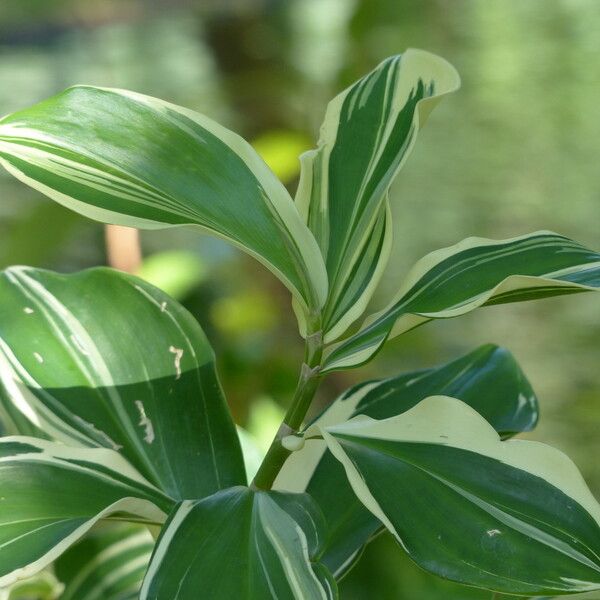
[296,49,460,340]
[0,86,328,316]
[56,523,154,600]
[0,437,171,589]
[140,487,337,599]
[275,345,539,576]
[324,231,600,371]
[324,396,600,595]
[0,266,245,500]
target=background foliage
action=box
[0,1,598,598]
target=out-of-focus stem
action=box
[105,225,142,273]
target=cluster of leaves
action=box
[0,49,598,598]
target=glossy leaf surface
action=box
[0,266,245,500]
[0,437,171,588]
[141,486,337,599]
[275,345,539,576]
[0,86,327,316]
[296,49,459,340]
[324,396,600,595]
[324,232,600,371]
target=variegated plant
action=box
[0,48,598,599]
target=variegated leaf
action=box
[0,380,50,441]
[0,437,172,589]
[140,487,337,599]
[275,345,538,577]
[324,232,600,371]
[323,396,600,595]
[0,570,63,600]
[0,266,245,500]
[0,86,328,321]
[56,523,154,600]
[295,49,459,340]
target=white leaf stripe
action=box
[2,268,151,462]
[296,49,460,339]
[273,380,380,494]
[256,494,328,600]
[0,436,170,507]
[0,85,328,316]
[0,570,63,600]
[140,488,336,599]
[0,266,246,500]
[0,437,168,588]
[437,479,600,572]
[321,429,399,546]
[60,530,153,600]
[0,268,164,486]
[276,343,538,493]
[59,529,152,600]
[322,397,600,593]
[325,397,600,524]
[323,231,600,371]
[323,203,393,342]
[0,344,80,443]
[83,553,150,600]
[387,234,595,308]
[277,344,539,578]
[0,138,183,214]
[139,501,193,597]
[0,498,165,587]
[384,234,599,325]
[0,499,158,590]
[338,449,600,591]
[299,52,456,263]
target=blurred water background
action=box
[1,1,599,598]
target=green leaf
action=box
[0,570,63,600]
[295,49,459,340]
[0,86,328,318]
[0,266,245,500]
[0,377,51,441]
[324,231,600,371]
[56,523,154,600]
[323,396,600,596]
[275,345,539,577]
[0,436,172,589]
[140,486,337,599]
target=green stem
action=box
[252,328,324,490]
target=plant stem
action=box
[251,328,324,490]
[104,224,142,272]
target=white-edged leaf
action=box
[296,49,460,340]
[140,486,337,599]
[0,570,63,600]
[323,396,600,595]
[56,523,154,600]
[0,437,172,589]
[0,86,328,320]
[324,231,600,371]
[275,345,539,577]
[0,266,246,500]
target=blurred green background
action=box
[1,1,599,598]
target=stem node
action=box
[251,327,324,490]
